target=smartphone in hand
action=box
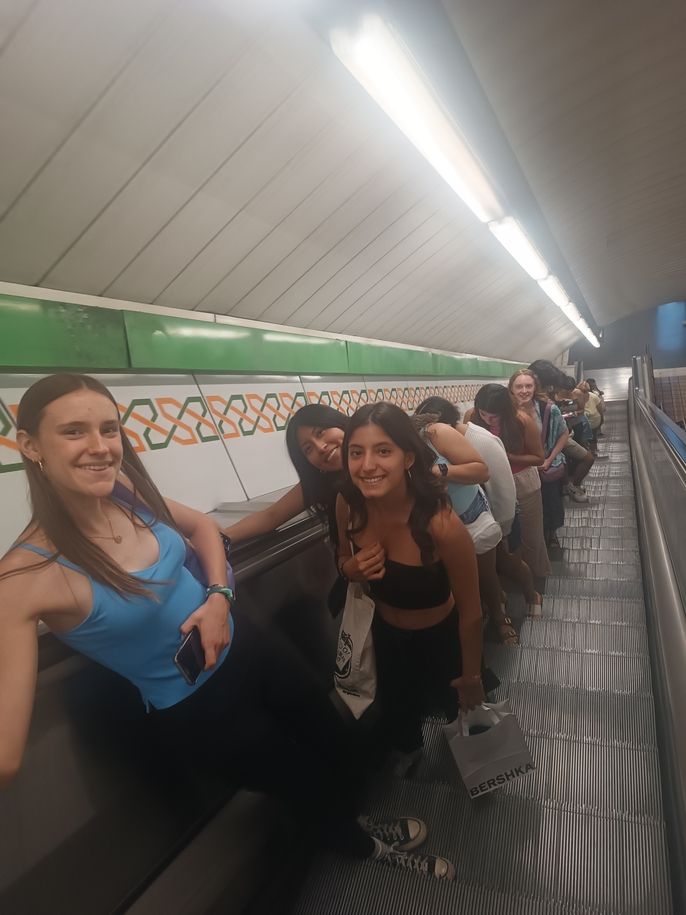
[174,626,205,685]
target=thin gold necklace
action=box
[90,505,123,544]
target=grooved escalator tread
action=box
[294,403,672,915]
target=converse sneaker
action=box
[371,838,455,881]
[388,747,423,778]
[567,483,588,502]
[359,815,427,851]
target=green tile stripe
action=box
[0,295,129,369]
[0,294,523,377]
[123,312,349,374]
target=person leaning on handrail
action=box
[0,373,453,880]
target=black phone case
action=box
[174,627,205,685]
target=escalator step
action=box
[295,402,672,914]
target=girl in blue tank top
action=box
[0,373,454,880]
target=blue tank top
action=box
[429,444,480,515]
[18,501,232,710]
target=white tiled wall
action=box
[0,372,507,555]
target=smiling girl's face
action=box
[296,424,345,472]
[511,373,536,407]
[346,421,413,499]
[18,389,123,499]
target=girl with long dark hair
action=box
[415,396,521,645]
[222,402,349,544]
[420,395,540,626]
[336,402,486,778]
[467,383,549,605]
[0,375,453,881]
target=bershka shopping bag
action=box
[443,701,535,798]
[334,582,376,719]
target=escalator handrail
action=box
[634,390,686,478]
[629,388,686,914]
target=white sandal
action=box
[527,593,543,619]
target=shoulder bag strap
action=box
[541,401,552,449]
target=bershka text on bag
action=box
[469,761,536,798]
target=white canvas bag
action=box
[443,701,535,798]
[334,582,377,719]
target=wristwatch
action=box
[206,584,235,604]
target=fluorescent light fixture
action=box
[330,15,503,223]
[537,275,569,309]
[329,15,601,347]
[559,301,582,324]
[488,217,548,280]
[577,319,600,348]
[538,278,600,346]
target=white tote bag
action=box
[334,582,377,719]
[443,701,535,798]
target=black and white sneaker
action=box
[359,815,427,851]
[371,838,455,881]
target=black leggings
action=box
[372,607,463,754]
[151,609,372,857]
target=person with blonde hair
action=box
[509,370,568,549]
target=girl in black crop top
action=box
[336,403,486,764]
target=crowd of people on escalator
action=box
[0,364,606,883]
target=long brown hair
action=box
[285,403,349,546]
[2,373,178,597]
[342,402,449,566]
[472,383,526,454]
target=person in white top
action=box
[416,398,540,642]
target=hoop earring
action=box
[37,459,46,473]
[406,468,413,483]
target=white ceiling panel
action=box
[0,0,174,216]
[221,144,404,321]
[109,74,333,304]
[251,162,420,324]
[1,0,682,361]
[0,2,265,285]
[195,112,368,314]
[42,25,280,294]
[0,0,36,50]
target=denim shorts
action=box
[459,488,489,525]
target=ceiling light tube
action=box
[578,320,600,348]
[330,15,504,223]
[537,275,570,310]
[559,301,582,324]
[488,217,549,280]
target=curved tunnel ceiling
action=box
[443,0,686,328]
[0,0,683,362]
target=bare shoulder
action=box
[424,421,453,443]
[0,541,70,626]
[429,505,462,540]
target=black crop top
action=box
[367,557,451,610]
